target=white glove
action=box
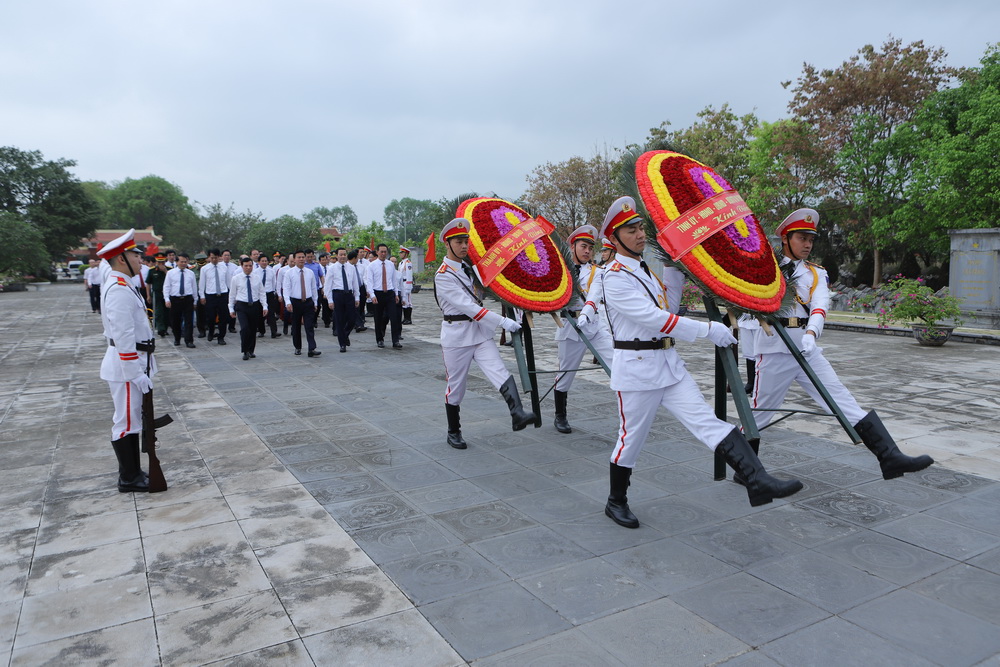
[132,374,153,395]
[500,317,521,334]
[705,322,737,347]
[801,332,817,355]
[575,312,591,327]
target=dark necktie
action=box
[381,261,387,291]
[246,275,253,303]
[179,271,185,296]
[214,265,222,294]
[640,261,652,278]
[341,264,349,291]
[261,269,266,289]
[299,268,307,299]
[462,264,473,280]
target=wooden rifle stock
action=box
[141,387,170,493]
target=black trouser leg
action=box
[388,296,402,344]
[303,299,318,351]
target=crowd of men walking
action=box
[85,244,416,360]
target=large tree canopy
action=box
[104,175,196,242]
[243,214,322,255]
[303,205,358,233]
[0,146,100,265]
[522,150,616,234]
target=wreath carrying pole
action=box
[704,299,758,480]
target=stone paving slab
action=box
[2,283,1000,665]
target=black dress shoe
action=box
[377,341,385,348]
[249,353,256,358]
[186,342,196,348]
[346,339,350,346]
[208,332,215,341]
[392,342,403,349]
[308,350,321,357]
[258,332,265,337]
[218,339,227,345]
[294,349,302,355]
[242,353,250,360]
[198,332,206,338]
[158,332,166,338]
[228,325,236,333]
[174,340,181,346]
[271,333,282,338]
[340,346,346,353]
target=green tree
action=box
[0,146,101,264]
[197,203,263,252]
[0,211,47,275]
[785,37,957,284]
[648,104,759,192]
[383,198,438,246]
[104,175,196,241]
[522,150,616,235]
[303,205,358,234]
[243,214,322,255]
[745,119,824,227]
[343,220,392,252]
[889,44,1000,257]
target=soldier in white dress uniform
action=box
[98,229,155,493]
[398,246,414,325]
[435,218,536,449]
[552,225,614,434]
[599,197,803,527]
[746,208,933,483]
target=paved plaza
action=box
[2,283,1000,666]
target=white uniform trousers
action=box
[108,379,143,440]
[751,348,867,430]
[610,373,735,468]
[443,341,512,406]
[555,327,614,392]
[401,288,413,308]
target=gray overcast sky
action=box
[2,0,997,231]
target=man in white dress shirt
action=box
[84,259,102,313]
[199,249,232,345]
[434,218,534,449]
[280,250,321,357]
[599,197,802,527]
[163,254,197,348]
[365,243,403,349]
[229,256,268,360]
[324,247,361,353]
[256,254,281,338]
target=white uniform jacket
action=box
[100,271,157,383]
[603,257,709,392]
[556,263,604,343]
[754,257,830,355]
[435,258,505,348]
[399,258,413,291]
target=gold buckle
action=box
[787,317,800,328]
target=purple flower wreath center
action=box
[490,206,550,278]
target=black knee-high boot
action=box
[445,403,467,449]
[855,410,933,479]
[499,377,535,431]
[112,434,149,493]
[605,463,639,528]
[717,429,802,506]
[553,390,571,434]
[744,359,756,394]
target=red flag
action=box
[370,236,376,252]
[146,242,160,256]
[424,231,436,263]
[324,241,331,252]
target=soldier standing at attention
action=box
[97,229,154,492]
[745,209,933,484]
[599,197,802,527]
[552,225,614,434]
[398,246,415,325]
[434,218,534,449]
